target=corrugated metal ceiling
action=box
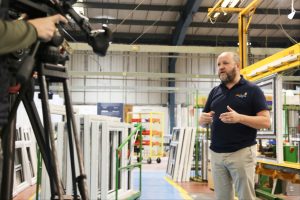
[72,0,300,48]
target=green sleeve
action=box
[0,19,38,55]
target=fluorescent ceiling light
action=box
[214,12,220,18]
[288,0,296,19]
[288,10,296,19]
[221,0,231,8]
[229,0,240,8]
[94,15,116,20]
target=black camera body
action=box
[6,0,112,83]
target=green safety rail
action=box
[283,104,300,111]
[35,148,42,200]
[191,90,210,182]
[115,123,143,200]
[256,189,284,200]
[195,90,200,178]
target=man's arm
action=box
[199,111,215,127]
[238,110,270,129]
[0,15,67,55]
[0,20,37,55]
[219,106,271,129]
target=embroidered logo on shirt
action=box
[235,92,247,98]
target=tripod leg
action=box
[0,109,16,200]
[62,86,78,198]
[38,74,64,199]
[0,82,24,200]
[23,92,58,196]
[63,80,88,200]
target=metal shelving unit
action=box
[127,112,165,164]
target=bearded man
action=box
[199,52,270,200]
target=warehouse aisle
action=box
[133,170,184,200]
[133,157,190,200]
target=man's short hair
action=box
[232,52,240,65]
[219,52,240,65]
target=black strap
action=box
[0,0,9,19]
[0,0,9,8]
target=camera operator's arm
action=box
[28,14,67,41]
[0,19,36,55]
[0,14,67,55]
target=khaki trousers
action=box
[210,145,257,200]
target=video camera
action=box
[7,0,112,83]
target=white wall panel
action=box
[85,92,98,104]
[69,52,85,70]
[71,78,84,87]
[111,54,124,72]
[128,52,137,71]
[67,51,270,106]
[71,92,84,104]
[125,92,136,104]
[148,93,162,104]
[136,93,149,104]
[176,93,187,105]
[137,53,150,73]
[98,54,112,72]
[110,92,124,103]
[85,78,97,87]
[149,55,162,72]
[97,91,111,103]
[87,54,100,71]
[175,54,217,105]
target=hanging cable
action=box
[277,8,298,44]
[129,5,176,45]
[113,0,147,32]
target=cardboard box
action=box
[124,104,133,123]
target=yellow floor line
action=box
[164,176,193,200]
[29,190,39,200]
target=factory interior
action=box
[1,0,300,200]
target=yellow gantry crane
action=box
[207,0,300,81]
[208,0,262,69]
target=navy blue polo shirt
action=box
[203,76,268,153]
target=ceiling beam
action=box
[67,31,298,48]
[168,0,202,134]
[171,0,202,45]
[68,71,217,79]
[89,18,300,30]
[69,43,284,55]
[73,2,300,19]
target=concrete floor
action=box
[134,157,299,200]
[13,156,299,200]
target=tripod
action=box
[0,46,88,200]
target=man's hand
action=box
[28,14,68,42]
[219,106,241,124]
[199,111,215,126]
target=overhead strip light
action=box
[207,0,241,22]
[288,0,296,19]
[221,0,231,7]
[229,0,240,7]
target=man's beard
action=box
[218,67,237,84]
